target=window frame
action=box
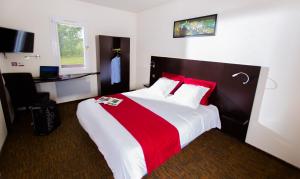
[51,17,89,75]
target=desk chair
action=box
[2,73,50,113]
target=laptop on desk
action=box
[39,66,59,80]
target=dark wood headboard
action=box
[150,56,261,140]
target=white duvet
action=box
[76,88,221,179]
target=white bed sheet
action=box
[76,88,221,179]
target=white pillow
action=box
[167,84,209,109]
[148,77,179,97]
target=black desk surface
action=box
[33,72,100,83]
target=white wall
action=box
[0,99,7,151]
[1,0,299,168]
[137,0,300,167]
[0,0,137,103]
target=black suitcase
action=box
[30,100,60,135]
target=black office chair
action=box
[2,73,50,112]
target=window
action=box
[52,19,88,70]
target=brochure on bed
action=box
[96,96,123,106]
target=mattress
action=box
[76,88,221,179]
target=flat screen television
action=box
[0,27,34,53]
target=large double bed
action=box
[76,56,261,179]
[77,88,221,179]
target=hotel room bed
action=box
[76,88,221,179]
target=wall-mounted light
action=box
[151,61,155,68]
[232,72,250,85]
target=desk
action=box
[33,72,100,83]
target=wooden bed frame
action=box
[149,56,261,141]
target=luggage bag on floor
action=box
[30,100,60,135]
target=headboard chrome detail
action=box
[232,72,250,85]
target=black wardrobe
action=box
[96,35,130,96]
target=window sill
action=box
[61,64,84,68]
[60,66,89,75]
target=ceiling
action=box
[78,0,176,12]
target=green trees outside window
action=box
[57,23,85,67]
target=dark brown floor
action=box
[0,101,299,179]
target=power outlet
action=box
[11,62,24,67]
[11,62,18,66]
[17,62,24,66]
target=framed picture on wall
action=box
[173,14,217,38]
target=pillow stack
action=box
[168,84,209,109]
[183,78,217,105]
[148,72,217,108]
[161,72,184,94]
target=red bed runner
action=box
[96,93,181,173]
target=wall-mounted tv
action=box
[0,27,34,53]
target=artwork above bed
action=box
[150,56,261,141]
[173,14,217,38]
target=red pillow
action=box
[184,78,217,105]
[162,72,184,94]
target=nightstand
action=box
[129,84,150,91]
[220,114,249,141]
[143,84,150,88]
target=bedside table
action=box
[129,84,150,91]
[143,84,150,88]
[220,114,249,141]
